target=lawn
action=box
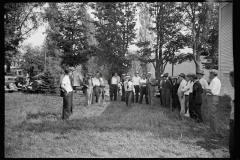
[5,92,231,158]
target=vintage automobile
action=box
[5,74,19,92]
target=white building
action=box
[218,2,234,99]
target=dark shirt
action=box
[192,81,203,104]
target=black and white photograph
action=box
[4,1,234,158]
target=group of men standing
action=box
[113,71,157,107]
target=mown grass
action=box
[5,92,231,158]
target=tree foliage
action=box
[40,67,59,94]
[4,3,43,72]
[90,2,137,75]
[43,3,96,67]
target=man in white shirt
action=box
[61,67,74,120]
[139,74,149,104]
[124,75,135,107]
[196,70,209,123]
[177,73,187,116]
[182,74,193,117]
[110,72,120,101]
[205,69,221,133]
[92,71,102,104]
[132,71,141,103]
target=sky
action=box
[22,3,192,54]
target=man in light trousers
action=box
[177,73,187,116]
[206,69,221,133]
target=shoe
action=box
[184,113,190,117]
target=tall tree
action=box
[90,2,137,75]
[44,3,95,67]
[181,2,214,72]
[136,2,190,79]
[4,3,43,72]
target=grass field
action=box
[5,92,231,158]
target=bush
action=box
[40,68,59,94]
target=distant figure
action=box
[92,71,101,104]
[110,72,120,101]
[205,69,221,134]
[192,74,203,123]
[132,71,141,103]
[159,75,164,105]
[61,67,74,120]
[172,78,180,111]
[182,74,193,117]
[124,75,135,107]
[139,74,149,104]
[99,72,105,101]
[228,70,234,158]
[177,73,187,116]
[82,73,93,106]
[121,74,126,101]
[147,72,156,106]
[196,70,209,123]
[162,73,172,108]
[72,69,83,93]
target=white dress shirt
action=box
[111,76,118,84]
[182,81,193,95]
[199,78,209,90]
[208,76,221,95]
[92,77,101,86]
[140,79,147,86]
[132,76,141,85]
[61,75,73,93]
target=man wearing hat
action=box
[177,73,187,116]
[206,69,221,134]
[162,73,172,108]
[61,67,74,120]
[121,73,126,101]
[182,73,194,117]
[147,72,157,105]
[124,75,135,107]
[196,70,209,123]
[132,71,141,103]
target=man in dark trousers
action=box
[139,74,149,104]
[159,75,164,106]
[192,74,203,123]
[132,71,141,103]
[162,73,172,108]
[172,77,181,111]
[121,73,126,101]
[110,72,120,101]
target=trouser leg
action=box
[165,89,170,108]
[229,119,234,158]
[179,94,185,116]
[159,89,163,105]
[113,85,118,101]
[139,87,144,103]
[62,93,71,120]
[69,92,73,114]
[145,87,149,104]
[128,91,133,107]
[209,95,219,132]
[134,85,139,103]
[195,104,203,123]
[185,95,189,114]
[162,89,166,107]
[189,93,194,118]
[110,84,114,101]
[125,91,129,105]
[121,86,125,101]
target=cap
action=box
[210,69,218,75]
[187,73,194,77]
[147,72,151,74]
[196,70,204,75]
[135,71,139,74]
[87,72,92,76]
[178,73,185,79]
